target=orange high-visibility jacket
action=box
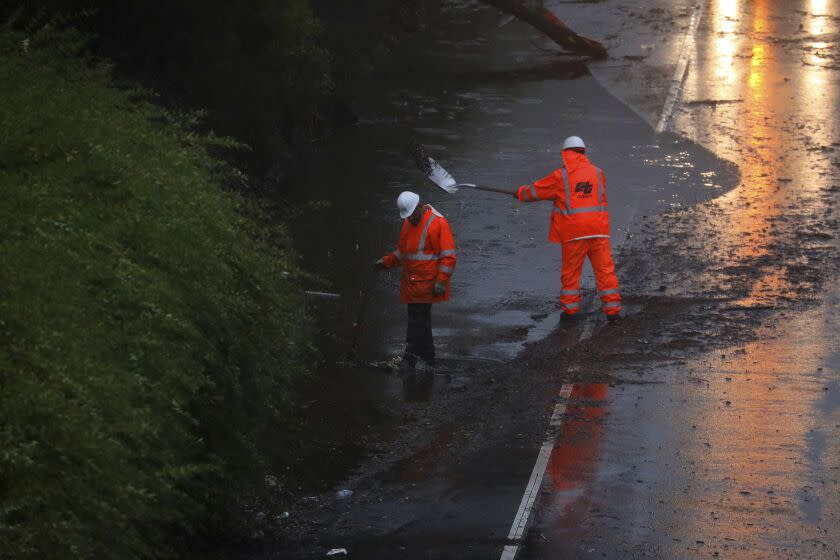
[516,150,610,243]
[381,205,457,304]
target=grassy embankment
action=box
[0,28,311,559]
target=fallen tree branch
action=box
[479,0,607,59]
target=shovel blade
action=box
[427,157,459,193]
[413,144,459,194]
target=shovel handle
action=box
[459,183,516,196]
[478,185,516,196]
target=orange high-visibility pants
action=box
[560,237,621,315]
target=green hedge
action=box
[0,29,310,559]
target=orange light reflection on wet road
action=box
[682,321,828,551]
[673,0,840,549]
[804,0,838,67]
[714,0,779,265]
[711,0,741,95]
[541,384,608,533]
[684,0,798,300]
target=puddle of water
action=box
[286,1,739,375]
[278,0,741,497]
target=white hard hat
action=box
[562,136,586,151]
[397,191,420,219]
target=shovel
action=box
[414,145,515,196]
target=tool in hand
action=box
[413,145,515,196]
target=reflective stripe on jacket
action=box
[381,205,457,304]
[516,150,610,243]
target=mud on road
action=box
[252,1,840,558]
[267,184,837,558]
[267,183,837,558]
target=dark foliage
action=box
[0,28,311,559]
[3,0,440,174]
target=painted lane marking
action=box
[499,314,598,559]
[655,1,706,133]
[501,383,574,559]
[500,545,518,560]
[578,316,596,341]
[498,14,515,27]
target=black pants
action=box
[405,303,434,366]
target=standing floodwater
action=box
[287,2,737,367]
[279,0,738,496]
[256,1,840,559]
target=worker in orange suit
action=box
[376,191,457,368]
[514,136,621,321]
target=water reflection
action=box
[673,0,840,545]
[808,0,830,21]
[681,0,839,303]
[681,314,829,541]
[711,0,741,95]
[704,0,779,265]
[538,384,609,535]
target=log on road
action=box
[479,0,607,59]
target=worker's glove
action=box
[432,281,446,296]
[374,258,386,270]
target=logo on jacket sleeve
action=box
[574,181,593,195]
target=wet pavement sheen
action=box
[281,0,739,509]
[522,0,840,558]
[267,1,839,558]
[523,289,840,559]
[289,0,737,366]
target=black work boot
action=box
[606,314,621,324]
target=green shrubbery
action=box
[0,28,310,559]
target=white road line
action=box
[500,545,519,560]
[500,312,599,559]
[578,315,596,341]
[498,14,515,27]
[655,1,706,133]
[501,384,574,559]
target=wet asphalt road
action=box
[290,0,736,365]
[271,1,840,558]
[522,288,840,559]
[521,0,840,557]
